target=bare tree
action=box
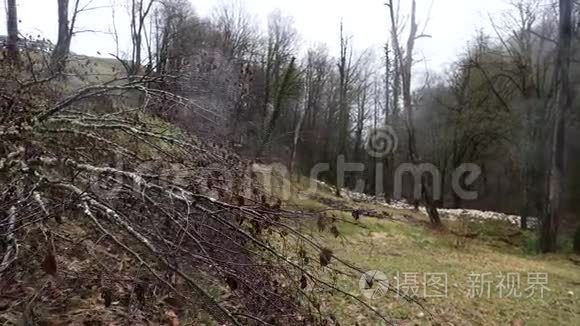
[382,42,394,202]
[51,0,79,71]
[288,47,331,176]
[335,21,349,196]
[541,0,573,252]
[289,96,306,176]
[335,21,363,196]
[353,71,371,164]
[256,11,298,157]
[5,0,19,62]
[128,0,156,76]
[386,2,402,121]
[297,45,332,173]
[486,0,557,229]
[152,0,193,75]
[384,43,391,123]
[256,56,300,158]
[212,1,257,59]
[387,0,442,226]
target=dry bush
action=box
[0,56,414,325]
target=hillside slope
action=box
[265,172,580,325]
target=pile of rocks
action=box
[311,180,538,229]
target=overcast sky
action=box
[1,0,512,72]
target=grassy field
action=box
[272,174,580,325]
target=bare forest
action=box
[1,0,579,325]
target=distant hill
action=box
[0,35,54,52]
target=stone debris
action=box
[312,180,538,228]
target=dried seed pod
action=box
[236,195,245,206]
[300,275,308,289]
[226,276,238,291]
[319,248,333,267]
[42,251,57,276]
[330,226,340,238]
[236,215,246,226]
[134,283,146,305]
[102,288,113,308]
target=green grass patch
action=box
[269,174,580,325]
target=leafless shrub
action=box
[0,54,420,325]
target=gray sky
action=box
[1,0,511,72]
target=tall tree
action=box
[485,0,556,229]
[388,0,442,226]
[256,11,297,156]
[51,0,76,71]
[335,21,348,196]
[153,0,194,75]
[256,56,300,158]
[212,1,257,59]
[541,0,573,252]
[353,72,370,163]
[289,95,306,176]
[5,0,19,62]
[128,0,156,76]
[384,43,390,123]
[335,21,361,196]
[298,45,332,172]
[383,42,394,202]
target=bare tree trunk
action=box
[383,43,392,203]
[130,0,140,76]
[51,0,70,71]
[520,197,529,230]
[392,48,400,119]
[5,0,19,63]
[371,84,379,195]
[129,0,155,77]
[256,57,297,159]
[336,21,352,197]
[387,0,441,227]
[353,86,368,171]
[290,101,306,176]
[336,22,346,197]
[51,0,82,72]
[541,0,573,253]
